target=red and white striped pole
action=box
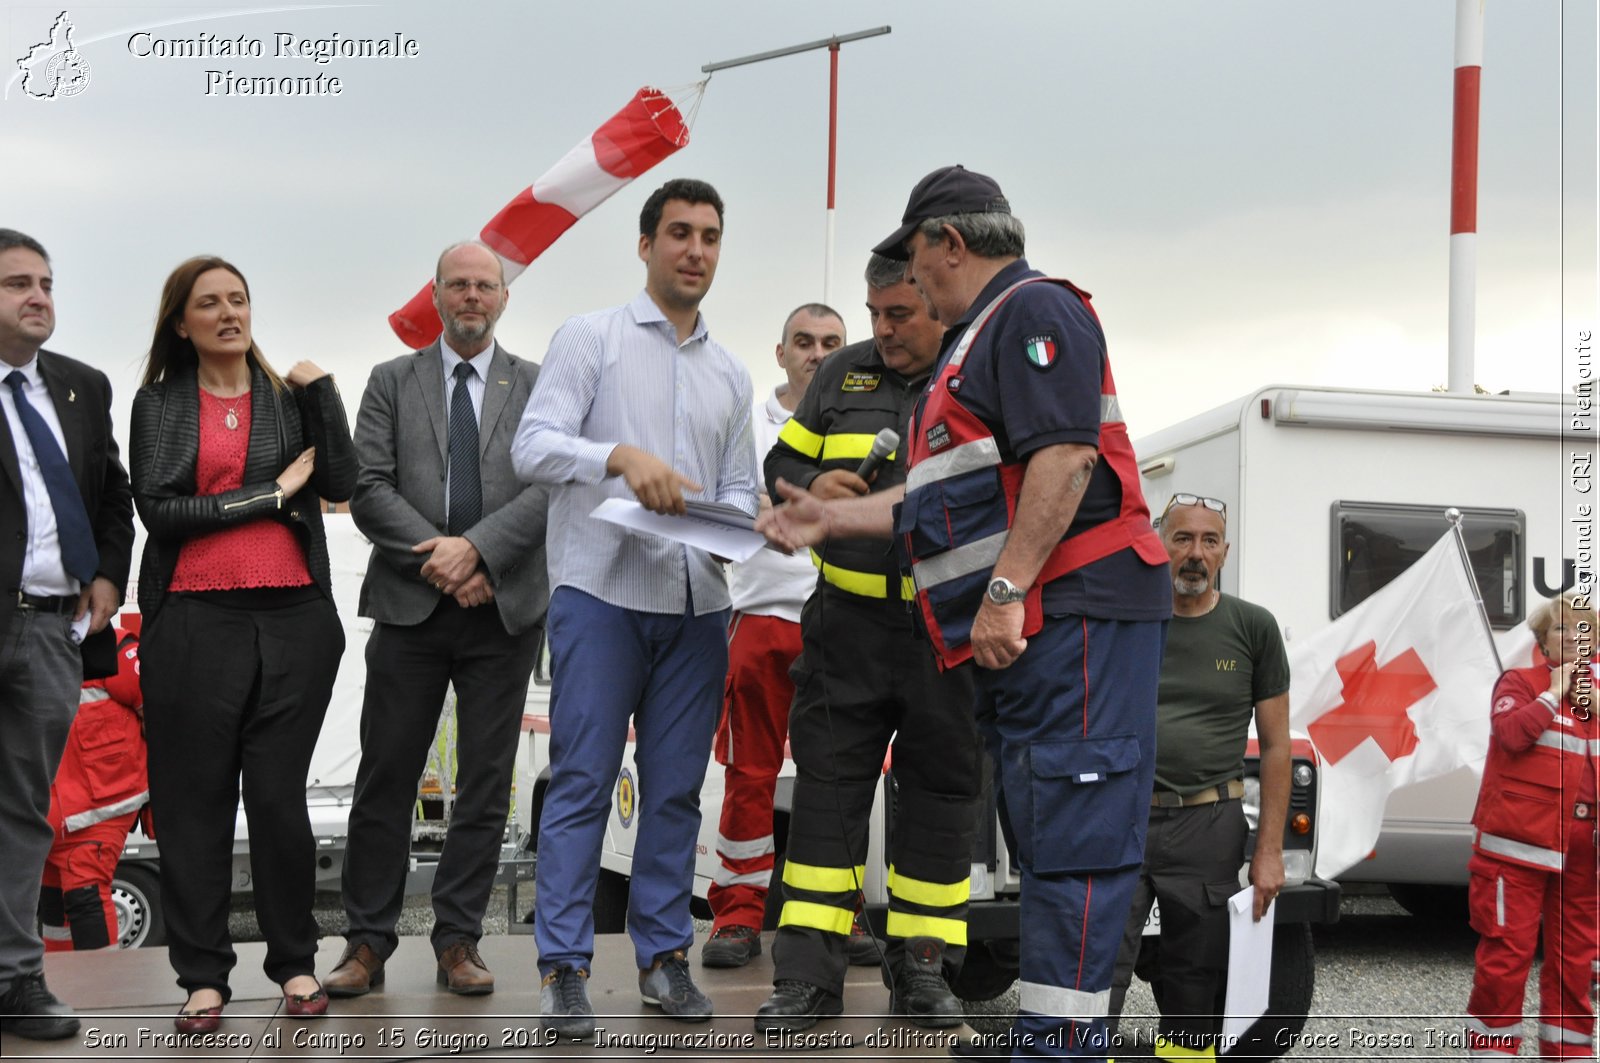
[1447,0,1483,394]
[824,41,839,305]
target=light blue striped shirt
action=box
[511,290,758,616]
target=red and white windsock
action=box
[388,86,690,348]
[1447,0,1483,394]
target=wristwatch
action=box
[986,577,1027,605]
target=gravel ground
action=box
[226,884,1568,1058]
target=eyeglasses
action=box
[441,279,503,295]
[1162,493,1227,518]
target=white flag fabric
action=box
[1287,531,1503,879]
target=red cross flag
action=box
[1287,529,1502,879]
[388,86,691,348]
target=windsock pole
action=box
[1448,0,1483,394]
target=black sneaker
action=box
[701,925,761,968]
[845,910,884,966]
[889,936,964,1028]
[0,972,80,1041]
[639,950,712,1021]
[754,979,843,1032]
[538,966,595,1039]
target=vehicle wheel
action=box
[1223,923,1314,1061]
[593,869,629,934]
[1386,882,1470,922]
[111,863,165,949]
[952,938,1021,1002]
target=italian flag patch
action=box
[1025,334,1057,368]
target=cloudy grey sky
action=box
[2,0,1594,441]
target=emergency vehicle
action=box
[1132,383,1581,915]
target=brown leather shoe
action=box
[436,942,494,995]
[323,942,385,998]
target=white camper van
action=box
[1132,383,1583,915]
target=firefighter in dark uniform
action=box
[753,255,982,1033]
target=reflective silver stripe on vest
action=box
[79,687,111,704]
[1017,980,1109,1020]
[1476,829,1564,871]
[1102,394,1123,425]
[912,531,1009,591]
[946,279,1039,371]
[906,438,1001,494]
[1466,1015,1521,1037]
[712,867,772,888]
[1535,730,1591,755]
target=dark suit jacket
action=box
[351,341,548,635]
[129,363,357,619]
[0,350,136,678]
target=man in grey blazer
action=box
[327,241,547,997]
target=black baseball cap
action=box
[872,165,1011,260]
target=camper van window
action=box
[1331,502,1524,628]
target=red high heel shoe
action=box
[283,980,329,1018]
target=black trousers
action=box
[340,599,539,959]
[772,588,983,995]
[141,590,344,998]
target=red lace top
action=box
[168,388,314,592]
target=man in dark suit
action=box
[0,229,134,1040]
[325,240,548,997]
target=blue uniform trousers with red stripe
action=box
[976,614,1164,1060]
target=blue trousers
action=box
[976,615,1164,1061]
[535,587,728,973]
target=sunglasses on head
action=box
[1162,493,1227,517]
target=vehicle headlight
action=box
[1293,763,1314,788]
[1241,776,1262,831]
[1281,849,1313,884]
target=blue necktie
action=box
[5,370,98,585]
[447,362,482,536]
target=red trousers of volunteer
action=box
[707,613,801,933]
[1466,815,1599,1059]
[39,811,140,951]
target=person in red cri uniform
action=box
[39,625,147,952]
[1464,589,1599,1060]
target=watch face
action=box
[988,578,1022,604]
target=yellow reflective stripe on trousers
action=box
[887,865,971,908]
[1154,1036,1216,1060]
[782,860,867,893]
[777,418,825,459]
[810,552,914,600]
[778,900,855,935]
[820,433,891,464]
[885,911,968,946]
[1017,981,1109,1020]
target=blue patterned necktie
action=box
[447,361,482,536]
[4,370,98,584]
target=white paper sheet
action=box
[1221,885,1274,1050]
[589,497,768,563]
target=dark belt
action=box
[1577,802,1593,820]
[1152,778,1246,808]
[14,591,77,614]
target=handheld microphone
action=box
[854,428,901,481]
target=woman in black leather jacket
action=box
[129,256,355,1032]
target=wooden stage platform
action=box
[2,931,975,1060]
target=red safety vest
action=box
[52,629,148,832]
[900,277,1166,668]
[1471,661,1600,872]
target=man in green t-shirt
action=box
[1107,494,1291,1062]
